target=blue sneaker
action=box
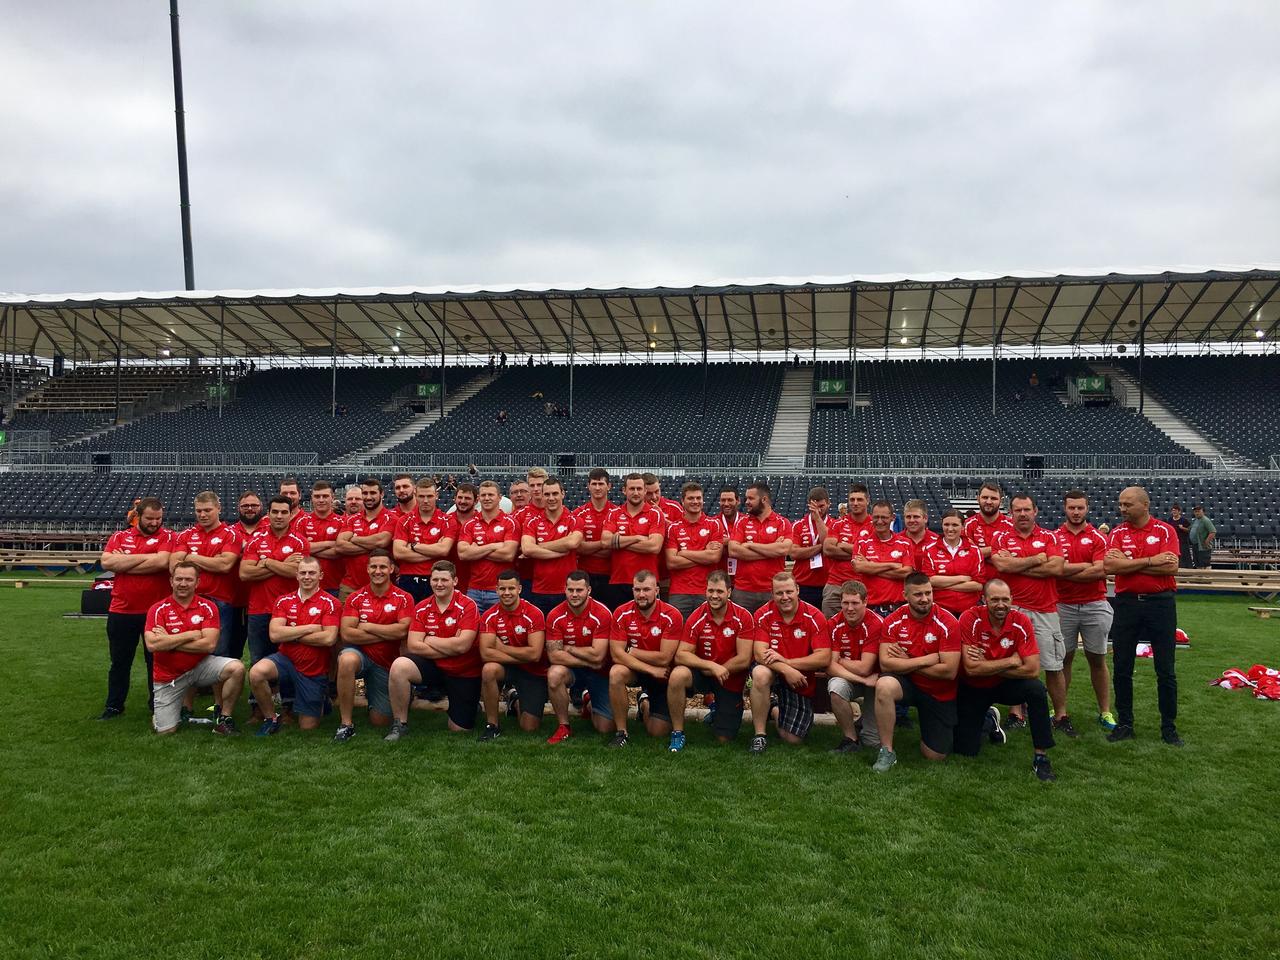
[256,716,282,737]
[668,730,686,752]
[702,701,718,726]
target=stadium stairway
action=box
[1091,363,1252,469]
[330,371,499,466]
[762,364,812,471]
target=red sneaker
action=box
[579,691,592,722]
[547,723,573,745]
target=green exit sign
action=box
[416,383,441,397]
[817,379,847,394]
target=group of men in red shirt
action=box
[97,470,1182,773]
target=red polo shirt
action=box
[990,525,1061,613]
[753,600,829,696]
[730,512,794,593]
[824,515,873,586]
[411,592,481,677]
[458,511,520,591]
[880,604,961,701]
[1056,523,1108,604]
[957,606,1038,690]
[104,526,176,614]
[1109,518,1179,595]
[146,594,220,683]
[174,522,241,605]
[665,514,722,595]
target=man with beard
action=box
[728,482,794,613]
[457,480,520,611]
[825,580,883,754]
[715,486,742,581]
[789,486,830,609]
[334,550,414,741]
[965,480,1013,580]
[336,477,396,601]
[902,499,941,571]
[748,571,830,754]
[602,473,666,610]
[306,481,346,597]
[447,482,479,594]
[871,573,961,773]
[228,491,265,660]
[98,497,175,720]
[664,481,724,620]
[853,501,914,615]
[544,570,615,743]
[171,491,242,658]
[477,570,547,740]
[606,569,683,746]
[644,473,684,524]
[822,483,873,617]
[278,475,314,541]
[520,476,582,615]
[391,473,417,519]
[393,476,458,604]
[572,468,619,599]
[667,570,753,750]
[1056,490,1117,732]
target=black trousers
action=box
[105,612,153,713]
[798,584,824,609]
[955,678,1055,755]
[1111,592,1178,732]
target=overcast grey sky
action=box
[2,1,1278,295]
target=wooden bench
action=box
[0,549,100,576]
[1174,568,1280,601]
[1247,606,1280,619]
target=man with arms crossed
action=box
[991,494,1072,737]
[306,481,346,598]
[393,475,457,604]
[171,491,242,658]
[790,486,830,609]
[457,480,520,611]
[825,580,883,754]
[854,501,914,616]
[664,481,724,620]
[822,483,872,617]
[602,473,665,610]
[146,562,245,736]
[544,570,614,743]
[477,569,547,740]
[1056,490,1117,732]
[251,557,340,735]
[336,477,396,601]
[901,499,941,571]
[391,473,417,519]
[714,485,741,580]
[385,560,482,741]
[748,571,830,754]
[1104,486,1183,746]
[572,468,618,598]
[520,475,583,615]
[729,482,794,613]
[447,482,479,594]
[333,550,413,742]
[667,570,753,751]
[955,579,1057,781]
[872,573,961,773]
[99,496,174,719]
[965,480,1013,580]
[606,569,683,746]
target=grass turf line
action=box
[1,591,1277,960]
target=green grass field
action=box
[3,587,1278,960]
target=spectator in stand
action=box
[1169,504,1192,568]
[1189,505,1216,569]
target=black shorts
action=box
[639,675,671,722]
[403,655,481,730]
[499,664,549,719]
[891,674,957,755]
[687,673,745,740]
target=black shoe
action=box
[1106,724,1135,743]
[332,723,356,743]
[479,723,502,742]
[1161,728,1185,747]
[505,688,520,718]
[749,734,768,755]
[1053,715,1080,739]
[607,731,629,748]
[1006,713,1027,731]
[986,706,1006,745]
[212,715,240,736]
[831,737,861,754]
[1032,755,1057,782]
[97,706,124,721]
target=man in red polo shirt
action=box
[98,496,175,720]
[477,569,547,739]
[334,549,414,741]
[447,482,478,594]
[606,569,683,746]
[278,476,314,541]
[872,573,961,772]
[520,475,582,616]
[386,560,481,739]
[391,473,417,519]
[664,481,724,620]
[602,473,665,611]
[728,481,794,613]
[714,485,741,581]
[512,468,549,591]
[1056,489,1117,732]
[965,480,1013,580]
[171,491,242,657]
[822,482,872,616]
[668,570,753,749]
[922,510,983,616]
[306,481,346,598]
[239,496,310,677]
[251,557,341,734]
[1104,486,1182,746]
[955,578,1057,781]
[457,480,520,612]
[902,499,941,571]
[573,468,619,599]
[545,570,615,743]
[825,580,883,753]
[854,501,914,615]
[749,570,829,754]
[644,473,684,524]
[393,475,457,604]
[790,486,831,610]
[227,490,264,662]
[336,477,396,600]
[991,493,1070,735]
[145,561,244,735]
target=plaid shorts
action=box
[774,683,815,740]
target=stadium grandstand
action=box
[2,264,1279,554]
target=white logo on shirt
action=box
[650,625,662,637]
[210,537,222,546]
[1146,535,1160,545]
[190,615,204,625]
[444,616,456,627]
[699,528,710,537]
[766,526,777,535]
[1032,540,1045,549]
[722,626,734,637]
[1000,638,1013,649]
[925,632,937,644]
[308,606,321,616]
[281,546,294,555]
[1080,537,1091,545]
[429,527,440,536]
[793,627,805,639]
[515,625,527,635]
[890,550,902,559]
[383,603,396,613]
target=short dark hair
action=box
[565,570,589,587]
[681,481,703,498]
[747,481,771,500]
[431,560,457,577]
[238,490,261,504]
[871,499,894,514]
[1010,492,1037,510]
[542,475,562,492]
[455,483,478,497]
[904,571,932,591]
[279,475,300,489]
[367,548,393,563]
[1063,489,1088,503]
[623,472,644,486]
[848,483,869,497]
[807,486,829,502]
[718,485,739,497]
[587,467,610,483]
[311,480,333,493]
[979,480,1003,496]
[941,509,962,522]
[362,476,383,491]
[641,472,660,486]
[137,496,164,514]
[496,568,521,583]
[268,495,293,510]
[706,570,729,588]
[393,472,413,483]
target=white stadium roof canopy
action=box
[2,264,1279,362]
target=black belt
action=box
[1117,590,1174,601]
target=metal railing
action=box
[803,452,1217,476]
[360,451,765,474]
[0,450,319,473]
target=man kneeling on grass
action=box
[251,557,341,735]
[606,569,684,747]
[872,572,960,772]
[955,579,1057,782]
[146,562,244,735]
[825,579,883,754]
[666,570,754,751]
[333,550,414,742]
[477,569,548,741]
[748,570,831,754]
